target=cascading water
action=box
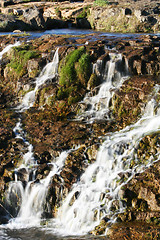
[77,52,128,122]
[18,48,59,111]
[7,151,69,228]
[53,85,160,235]
[1,39,160,240]
[4,47,62,228]
[0,41,20,60]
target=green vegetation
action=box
[76,53,91,86]
[59,46,85,86]
[77,6,90,19]
[58,47,92,105]
[55,7,61,18]
[7,44,40,79]
[94,0,109,7]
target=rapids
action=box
[0,35,160,239]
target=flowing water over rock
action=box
[18,47,59,111]
[0,35,160,240]
[77,52,128,122]
[0,41,20,60]
[53,86,160,236]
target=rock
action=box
[23,6,45,30]
[111,75,156,128]
[27,59,41,78]
[16,168,28,183]
[76,18,91,29]
[13,9,23,16]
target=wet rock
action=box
[36,163,53,180]
[16,168,28,182]
[87,73,101,91]
[111,75,157,128]
[76,18,91,29]
[27,59,43,78]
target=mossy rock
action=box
[111,76,157,128]
[58,46,92,106]
[59,46,86,87]
[87,73,100,90]
[6,44,40,80]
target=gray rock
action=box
[23,6,46,30]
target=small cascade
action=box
[6,151,69,228]
[18,48,59,111]
[0,41,21,60]
[4,47,62,227]
[13,120,35,168]
[77,52,128,122]
[2,38,160,240]
[55,85,160,235]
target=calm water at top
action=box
[0,28,158,39]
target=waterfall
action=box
[0,42,21,60]
[18,48,59,111]
[77,52,128,122]
[1,40,160,239]
[4,47,61,228]
[54,85,160,235]
[6,150,72,228]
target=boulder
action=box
[23,6,46,30]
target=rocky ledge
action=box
[0,0,159,32]
[0,32,160,239]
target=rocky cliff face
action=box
[0,32,160,238]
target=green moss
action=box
[7,44,40,79]
[76,53,92,86]
[68,95,81,105]
[87,73,100,90]
[77,6,90,18]
[58,47,92,105]
[59,46,85,87]
[94,0,109,7]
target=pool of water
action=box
[0,227,109,240]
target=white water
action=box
[6,150,73,229]
[18,48,59,111]
[4,47,61,228]
[0,41,21,60]
[77,53,128,122]
[54,85,160,235]
[1,43,160,238]
[13,120,35,168]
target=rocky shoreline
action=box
[0,0,159,32]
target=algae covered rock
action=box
[111,75,156,128]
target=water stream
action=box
[0,36,160,239]
[77,52,128,122]
[0,41,20,60]
[17,48,59,111]
[52,86,160,236]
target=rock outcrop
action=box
[0,32,160,238]
[0,0,159,32]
